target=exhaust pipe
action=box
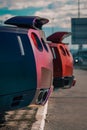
[36,87,52,105]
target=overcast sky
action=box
[0,0,87,47]
[0,0,87,28]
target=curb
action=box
[31,101,48,130]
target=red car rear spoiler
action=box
[47,32,71,43]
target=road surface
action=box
[45,69,87,130]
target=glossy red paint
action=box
[47,32,76,89]
[29,29,53,104]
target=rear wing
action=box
[4,16,49,30]
[47,32,71,43]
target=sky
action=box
[0,0,87,48]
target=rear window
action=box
[0,31,25,60]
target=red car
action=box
[0,16,53,112]
[47,32,76,89]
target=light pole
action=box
[51,18,54,34]
[78,0,83,50]
[78,0,80,18]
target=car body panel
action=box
[0,26,37,112]
[28,29,53,105]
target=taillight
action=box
[31,32,43,51]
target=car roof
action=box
[0,24,28,34]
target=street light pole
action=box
[51,18,54,34]
[78,0,80,18]
[78,0,83,50]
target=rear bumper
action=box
[53,75,76,89]
[0,89,36,112]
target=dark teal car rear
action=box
[0,21,37,112]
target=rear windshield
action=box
[0,31,29,60]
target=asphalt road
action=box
[44,68,87,130]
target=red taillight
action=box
[31,32,43,51]
[31,33,38,48]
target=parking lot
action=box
[45,68,87,130]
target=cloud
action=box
[0,0,87,29]
[0,0,52,10]
[34,0,87,28]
